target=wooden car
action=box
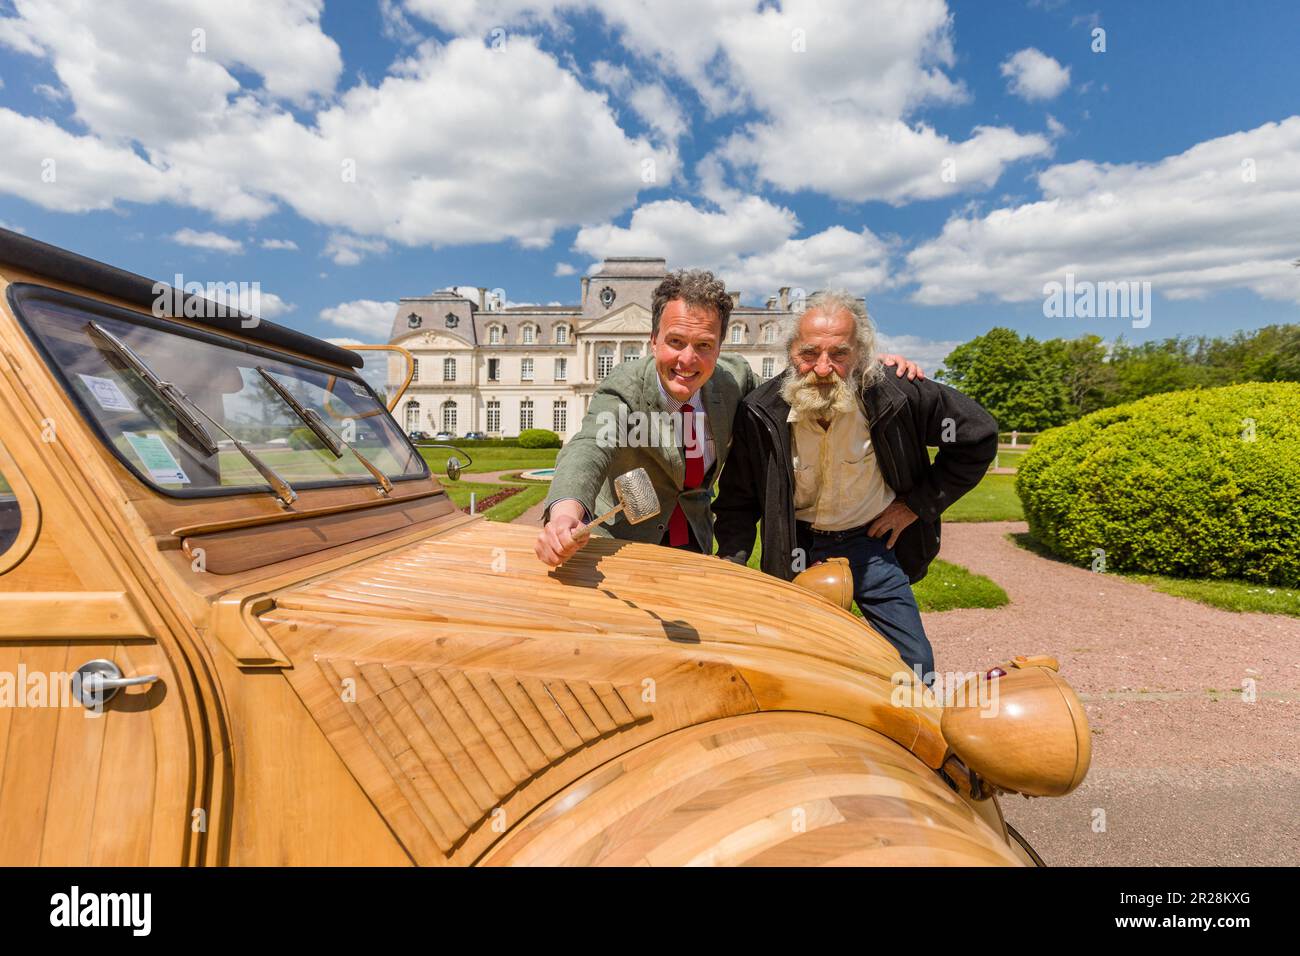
[0,229,1089,866]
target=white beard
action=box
[781,368,857,419]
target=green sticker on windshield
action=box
[123,431,191,485]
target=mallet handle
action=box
[577,503,625,536]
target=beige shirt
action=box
[789,402,895,531]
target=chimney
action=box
[765,295,777,310]
[581,276,590,306]
[477,287,487,310]
[728,291,740,307]
[778,287,790,311]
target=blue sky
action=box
[1,0,1297,370]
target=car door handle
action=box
[74,659,160,709]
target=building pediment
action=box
[391,329,474,350]
[579,302,651,336]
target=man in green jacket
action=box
[535,269,920,566]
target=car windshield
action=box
[15,290,426,496]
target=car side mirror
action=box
[447,457,462,481]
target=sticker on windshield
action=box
[78,373,136,413]
[345,381,369,398]
[123,431,191,485]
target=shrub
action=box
[518,428,562,449]
[1015,382,1300,586]
[286,427,318,452]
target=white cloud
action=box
[553,262,577,276]
[876,334,963,374]
[320,299,398,336]
[173,228,243,254]
[0,4,671,249]
[0,220,25,233]
[325,336,365,347]
[905,117,1300,306]
[33,82,66,102]
[324,233,389,266]
[199,283,294,320]
[260,237,299,250]
[0,109,186,213]
[407,0,1050,204]
[575,182,891,298]
[1000,48,1071,101]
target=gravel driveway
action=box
[926,521,1300,866]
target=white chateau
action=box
[387,257,800,440]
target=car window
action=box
[0,461,18,558]
[12,288,427,498]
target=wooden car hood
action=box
[252,520,947,865]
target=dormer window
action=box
[554,323,569,344]
[729,324,744,344]
[599,286,616,308]
[521,324,536,345]
[488,324,502,345]
[407,312,422,329]
[762,323,777,344]
[445,312,459,329]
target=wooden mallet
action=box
[576,467,661,537]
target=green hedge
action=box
[1015,382,1300,586]
[517,428,562,449]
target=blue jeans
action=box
[796,523,935,684]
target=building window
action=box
[411,358,420,382]
[405,400,421,432]
[599,286,616,308]
[762,323,776,344]
[554,357,567,381]
[443,357,456,382]
[521,357,534,381]
[554,324,569,344]
[597,346,615,380]
[520,399,534,431]
[762,357,775,379]
[445,312,459,329]
[441,400,457,434]
[553,401,567,434]
[486,400,501,433]
[489,325,502,345]
[622,344,641,363]
[522,324,536,345]
[729,325,744,344]
[487,358,500,381]
[407,312,422,329]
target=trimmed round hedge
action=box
[1015,382,1300,586]
[517,428,562,448]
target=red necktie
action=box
[668,403,704,546]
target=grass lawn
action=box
[437,475,549,522]
[419,445,558,475]
[944,473,1024,522]
[742,532,1007,613]
[1007,532,1300,617]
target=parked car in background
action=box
[407,430,430,443]
[433,431,455,442]
[463,431,488,441]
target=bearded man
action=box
[713,291,998,681]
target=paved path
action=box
[926,521,1300,865]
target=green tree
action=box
[1041,334,1116,417]
[937,328,1070,430]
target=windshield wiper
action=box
[87,322,299,507]
[87,321,219,456]
[256,366,393,497]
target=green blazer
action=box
[543,354,759,551]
